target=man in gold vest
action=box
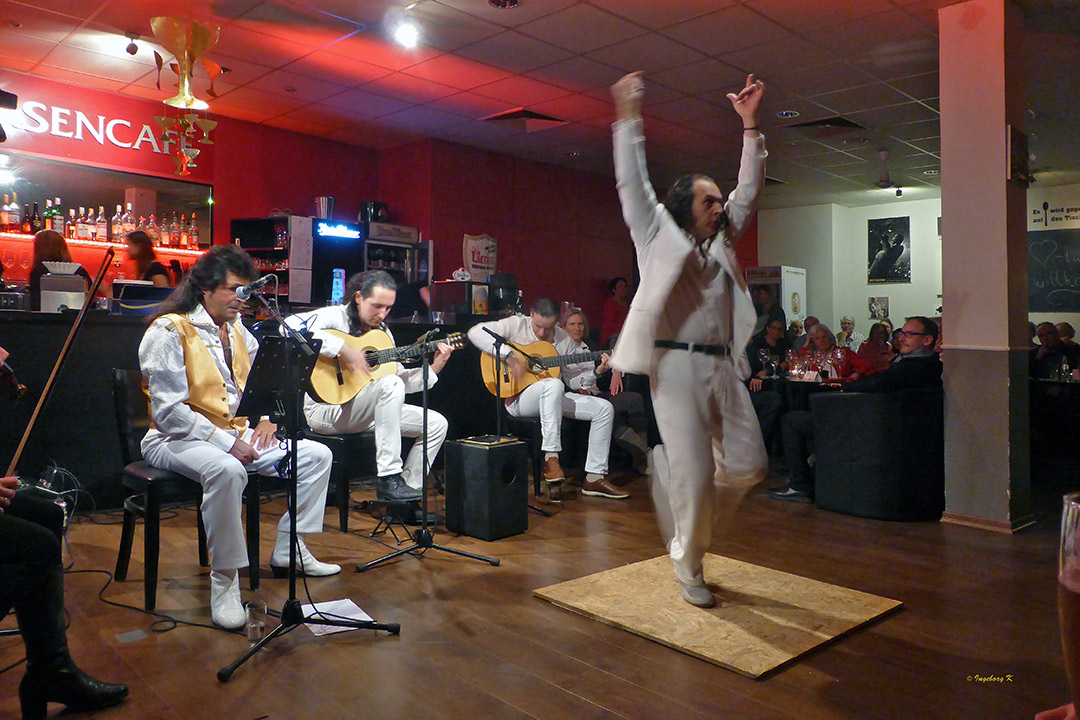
[138,245,335,630]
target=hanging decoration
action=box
[149,16,221,176]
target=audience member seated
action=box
[745,317,788,454]
[1030,322,1080,453]
[1032,322,1080,380]
[856,322,895,373]
[1057,321,1076,345]
[836,315,864,349]
[768,316,943,503]
[798,323,875,380]
[599,277,630,348]
[788,320,804,344]
[792,315,819,351]
[752,285,786,336]
[563,311,649,475]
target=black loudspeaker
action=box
[444,437,528,541]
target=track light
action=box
[386,9,420,48]
[125,32,139,56]
[895,187,903,198]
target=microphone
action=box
[419,327,441,343]
[235,274,275,301]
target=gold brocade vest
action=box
[159,313,252,432]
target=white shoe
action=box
[270,534,341,577]
[210,569,245,629]
[676,579,717,609]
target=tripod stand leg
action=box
[218,618,294,682]
[429,542,500,566]
[356,545,417,572]
[529,503,552,517]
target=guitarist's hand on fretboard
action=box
[431,342,455,374]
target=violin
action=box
[0,359,27,400]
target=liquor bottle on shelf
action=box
[189,212,200,247]
[111,204,123,240]
[86,207,97,240]
[76,207,89,240]
[42,199,54,231]
[28,201,42,234]
[121,203,135,236]
[179,214,189,248]
[171,212,181,247]
[159,215,171,248]
[147,215,160,245]
[97,206,109,242]
[65,209,76,239]
[8,192,21,233]
[137,216,146,232]
[1,194,9,232]
[52,197,62,230]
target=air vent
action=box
[782,115,867,141]
[480,107,569,133]
[765,176,786,186]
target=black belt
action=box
[654,340,730,356]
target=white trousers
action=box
[142,428,333,572]
[305,374,449,490]
[506,377,614,476]
[649,351,767,586]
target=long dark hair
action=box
[32,230,72,268]
[663,174,729,235]
[126,230,157,275]
[147,245,256,323]
[344,269,397,335]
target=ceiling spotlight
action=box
[922,168,940,176]
[387,8,420,48]
[895,187,903,198]
[489,0,520,8]
[125,32,139,56]
[0,169,15,185]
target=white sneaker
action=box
[209,569,245,629]
[270,533,341,577]
[676,579,717,609]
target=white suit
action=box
[285,305,447,490]
[612,117,769,586]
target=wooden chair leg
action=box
[335,454,349,533]
[196,506,209,568]
[144,487,161,612]
[115,501,136,581]
[245,476,260,591]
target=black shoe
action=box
[20,664,129,718]
[376,473,422,502]
[766,486,813,504]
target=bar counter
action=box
[0,311,495,509]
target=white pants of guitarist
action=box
[649,351,767,586]
[506,377,613,475]
[142,427,332,572]
[304,374,448,491]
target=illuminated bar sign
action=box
[316,221,361,239]
[0,68,213,183]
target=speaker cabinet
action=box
[444,437,528,541]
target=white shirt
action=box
[562,337,602,394]
[139,304,259,453]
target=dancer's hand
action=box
[612,72,645,122]
[727,74,765,131]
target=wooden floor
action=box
[0,468,1068,720]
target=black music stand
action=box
[357,330,498,572]
[218,329,398,683]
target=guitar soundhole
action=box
[364,350,379,368]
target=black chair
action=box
[112,369,263,611]
[810,386,945,521]
[300,427,378,532]
[500,407,588,500]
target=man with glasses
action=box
[768,316,943,503]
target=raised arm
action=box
[611,72,663,248]
[724,74,768,242]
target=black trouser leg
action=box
[781,410,815,496]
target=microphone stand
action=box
[481,327,552,517]
[218,288,399,682]
[357,328,499,572]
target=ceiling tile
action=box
[233,2,364,49]
[747,0,894,31]
[587,34,707,74]
[65,25,168,67]
[213,24,315,68]
[0,57,35,71]
[212,85,308,117]
[884,118,940,142]
[852,37,939,80]
[433,0,579,28]
[0,28,60,66]
[900,0,958,32]
[245,69,349,103]
[426,91,518,120]
[661,5,790,55]
[320,87,412,118]
[199,55,274,86]
[325,118,420,148]
[455,30,573,74]
[527,93,612,123]
[472,76,572,107]
[362,72,458,104]
[322,29,442,71]
[376,105,468,132]
[7,0,102,21]
[276,102,362,130]
[812,82,914,115]
[846,100,938,128]
[401,54,511,91]
[409,1,502,52]
[806,10,935,61]
[524,56,625,93]
[719,35,838,80]
[0,2,81,44]
[889,71,938,100]
[89,0,261,33]
[261,114,343,136]
[207,103,273,124]
[587,0,736,30]
[769,60,876,97]
[644,96,728,127]
[42,43,152,83]
[515,4,645,54]
[649,59,746,96]
[31,64,126,92]
[280,50,393,88]
[123,67,240,103]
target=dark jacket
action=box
[842,351,942,393]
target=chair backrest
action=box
[112,368,150,466]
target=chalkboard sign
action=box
[1029,229,1080,311]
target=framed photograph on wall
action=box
[869,296,890,320]
[867,216,911,284]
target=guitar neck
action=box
[540,350,604,369]
[367,332,463,365]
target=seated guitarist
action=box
[284,270,454,507]
[469,298,625,499]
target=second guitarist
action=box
[468,298,624,499]
[285,270,455,508]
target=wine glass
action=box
[757,348,771,376]
[1058,493,1080,711]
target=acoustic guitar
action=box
[308,328,465,405]
[480,340,605,398]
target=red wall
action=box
[212,119,380,244]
